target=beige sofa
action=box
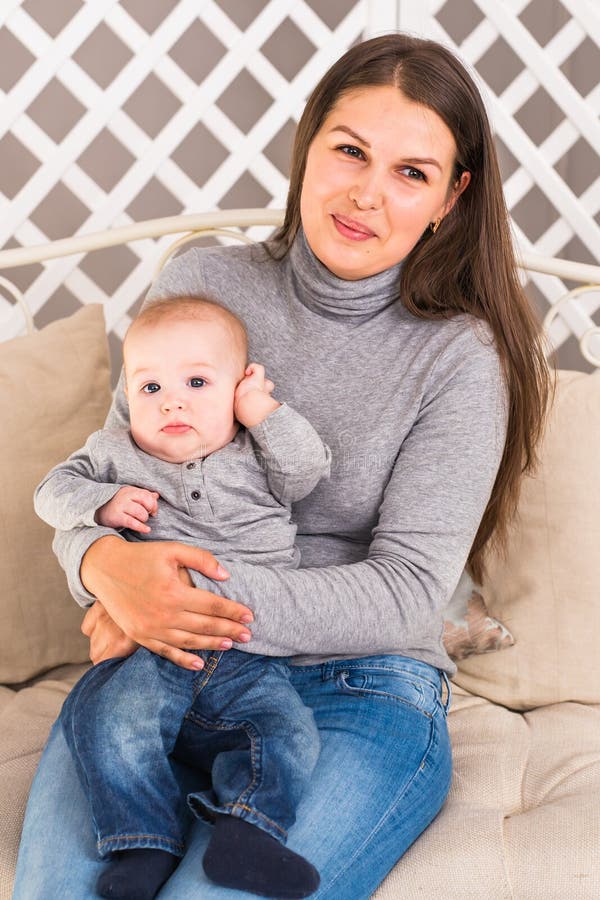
[1,263,599,899]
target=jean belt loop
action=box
[440,670,452,713]
[321,661,336,682]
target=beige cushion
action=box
[0,305,112,684]
[453,369,600,710]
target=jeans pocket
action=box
[336,666,437,719]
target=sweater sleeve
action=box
[248,403,331,504]
[187,339,508,659]
[34,432,122,530]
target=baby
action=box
[35,296,331,900]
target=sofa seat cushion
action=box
[375,689,600,899]
[3,676,598,899]
[0,665,89,900]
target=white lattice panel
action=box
[389,0,600,368]
[0,0,369,364]
[0,0,598,371]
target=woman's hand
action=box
[81,601,139,664]
[80,536,254,670]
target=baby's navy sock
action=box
[96,847,179,899]
[203,814,320,899]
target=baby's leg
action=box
[60,648,205,898]
[176,651,321,897]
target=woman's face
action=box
[300,85,470,280]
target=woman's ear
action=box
[443,170,471,217]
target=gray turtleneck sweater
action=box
[55,231,508,675]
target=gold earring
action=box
[430,218,442,234]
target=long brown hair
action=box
[272,34,553,582]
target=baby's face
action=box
[124,316,245,463]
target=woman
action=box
[14,34,550,899]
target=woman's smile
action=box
[331,213,377,240]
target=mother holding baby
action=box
[14,33,549,899]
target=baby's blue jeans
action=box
[59,646,321,856]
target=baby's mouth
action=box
[162,423,191,434]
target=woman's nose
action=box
[349,170,383,210]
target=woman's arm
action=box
[75,536,254,669]
[185,341,509,658]
[81,600,139,664]
[57,324,506,665]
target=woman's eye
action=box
[400,166,426,182]
[338,144,364,160]
[142,382,160,394]
[189,377,206,388]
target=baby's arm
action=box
[35,430,157,534]
[35,432,120,530]
[235,363,331,504]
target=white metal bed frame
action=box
[0,208,599,367]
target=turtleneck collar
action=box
[288,227,403,321]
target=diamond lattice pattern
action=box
[0,0,598,371]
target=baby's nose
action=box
[161,394,184,412]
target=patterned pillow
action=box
[443,571,514,661]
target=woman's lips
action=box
[332,214,376,241]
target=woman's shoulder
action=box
[422,312,505,401]
[436,312,499,365]
[150,240,279,300]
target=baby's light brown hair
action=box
[125,296,248,377]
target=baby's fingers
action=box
[135,489,160,515]
[119,511,152,534]
[246,363,266,385]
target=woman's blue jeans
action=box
[14,654,452,900]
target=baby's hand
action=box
[234,363,280,428]
[96,486,159,534]
[235,363,272,401]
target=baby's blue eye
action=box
[142,382,160,393]
[189,377,206,388]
